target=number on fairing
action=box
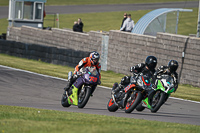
[89,76,97,82]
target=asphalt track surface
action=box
[0,1,199,19]
[0,65,200,126]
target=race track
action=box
[0,65,199,126]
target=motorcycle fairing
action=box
[156,80,165,91]
[124,84,136,93]
[142,97,151,109]
[84,73,99,85]
[68,85,78,105]
[156,80,175,94]
[73,77,84,89]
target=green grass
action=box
[44,8,198,36]
[0,105,199,133]
[172,84,200,101]
[0,1,199,132]
[0,8,198,36]
[0,0,198,6]
[0,18,8,34]
[0,53,200,102]
[0,53,123,88]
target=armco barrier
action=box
[4,26,200,87]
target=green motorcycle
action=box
[136,74,176,113]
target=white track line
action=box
[1,65,199,104]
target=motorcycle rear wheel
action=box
[149,91,166,113]
[125,91,143,113]
[61,91,71,107]
[107,98,118,112]
[78,86,92,108]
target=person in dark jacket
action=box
[152,60,179,92]
[77,18,84,32]
[112,56,157,94]
[73,21,79,32]
[120,13,127,30]
[120,14,135,32]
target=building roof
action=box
[131,8,193,35]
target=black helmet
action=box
[145,56,157,70]
[90,51,100,65]
[168,60,178,73]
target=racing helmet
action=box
[145,56,157,70]
[90,51,100,65]
[168,60,179,73]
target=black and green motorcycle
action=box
[136,74,176,113]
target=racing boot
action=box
[64,80,73,91]
[64,75,77,91]
[112,83,123,95]
[111,83,119,94]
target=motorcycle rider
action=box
[64,51,101,95]
[112,56,157,95]
[152,60,179,92]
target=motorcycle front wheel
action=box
[125,91,143,113]
[149,91,166,113]
[61,91,71,107]
[136,102,145,112]
[78,86,92,108]
[107,98,118,112]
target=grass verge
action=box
[0,53,200,102]
[0,0,198,6]
[44,8,198,36]
[0,8,198,36]
[0,105,200,133]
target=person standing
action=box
[73,21,79,32]
[77,18,84,32]
[120,13,127,31]
[120,14,135,32]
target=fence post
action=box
[101,35,109,71]
[56,13,59,28]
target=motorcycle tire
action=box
[107,98,118,112]
[78,87,92,108]
[136,102,145,112]
[125,91,143,113]
[61,91,71,107]
[149,91,166,113]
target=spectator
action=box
[73,21,79,32]
[120,14,135,32]
[77,18,84,32]
[120,13,127,30]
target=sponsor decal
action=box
[69,97,73,104]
